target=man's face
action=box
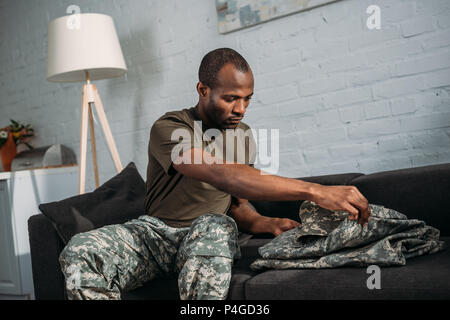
[201,63,254,130]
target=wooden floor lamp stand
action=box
[79,74,123,194]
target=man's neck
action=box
[194,103,217,130]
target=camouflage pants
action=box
[59,213,241,300]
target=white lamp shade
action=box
[47,13,127,82]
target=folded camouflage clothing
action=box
[250,200,446,271]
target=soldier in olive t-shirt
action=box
[145,105,256,228]
[59,48,310,301]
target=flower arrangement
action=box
[0,119,35,150]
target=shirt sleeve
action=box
[149,118,194,175]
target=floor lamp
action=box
[47,13,127,194]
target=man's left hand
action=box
[270,218,301,237]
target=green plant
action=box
[0,119,35,150]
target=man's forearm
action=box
[212,163,318,202]
[228,200,274,235]
[174,149,370,225]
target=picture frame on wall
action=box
[216,0,341,34]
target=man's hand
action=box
[228,197,300,236]
[270,217,301,237]
[309,185,371,226]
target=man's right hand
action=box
[309,185,371,226]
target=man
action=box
[59,48,371,300]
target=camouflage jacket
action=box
[250,200,446,271]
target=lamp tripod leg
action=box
[79,83,122,194]
[79,86,89,195]
[92,85,123,173]
[88,103,100,189]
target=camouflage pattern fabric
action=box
[59,213,240,300]
[250,200,446,271]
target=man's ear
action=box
[196,81,209,98]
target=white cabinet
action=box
[0,165,78,299]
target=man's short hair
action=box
[198,48,250,89]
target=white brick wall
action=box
[1,0,449,192]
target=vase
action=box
[0,133,17,172]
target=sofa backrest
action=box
[349,162,450,236]
[250,163,450,236]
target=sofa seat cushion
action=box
[244,238,449,300]
[124,236,449,300]
[228,238,268,299]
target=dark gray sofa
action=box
[28,162,450,300]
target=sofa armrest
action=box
[28,213,66,300]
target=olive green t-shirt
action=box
[145,106,257,228]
